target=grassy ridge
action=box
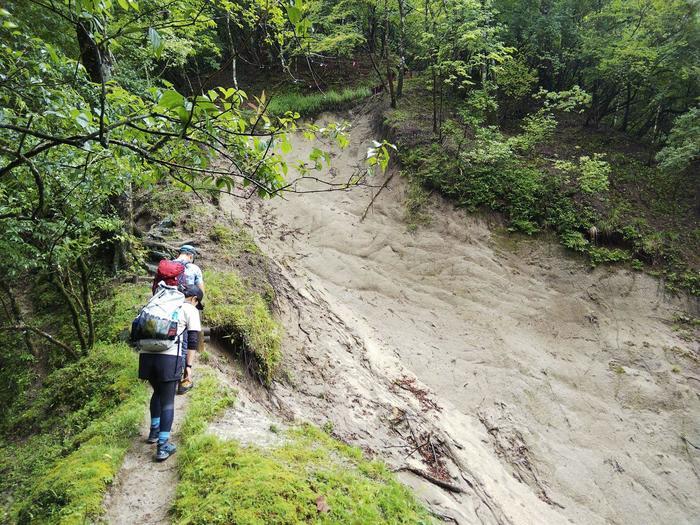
[267,85,371,117]
[1,342,148,524]
[0,284,149,524]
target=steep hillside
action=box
[221,108,700,524]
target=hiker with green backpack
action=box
[131,282,203,461]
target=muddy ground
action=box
[220,109,700,524]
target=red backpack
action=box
[152,259,187,294]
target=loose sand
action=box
[222,109,700,524]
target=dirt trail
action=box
[223,108,700,524]
[102,395,187,525]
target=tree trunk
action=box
[52,271,88,353]
[78,257,95,349]
[432,67,438,134]
[0,283,36,357]
[383,5,396,109]
[621,82,632,132]
[387,60,397,109]
[225,11,239,90]
[396,0,407,98]
[76,21,111,84]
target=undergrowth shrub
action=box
[392,84,697,282]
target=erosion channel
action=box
[222,109,700,525]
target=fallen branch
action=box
[360,171,395,222]
[682,436,700,450]
[394,466,465,494]
[0,324,76,357]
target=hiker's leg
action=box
[157,380,178,443]
[148,379,161,422]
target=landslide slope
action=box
[223,108,700,525]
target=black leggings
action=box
[148,379,177,432]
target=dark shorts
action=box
[138,353,185,383]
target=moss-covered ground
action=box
[203,269,282,385]
[0,283,149,524]
[174,372,433,525]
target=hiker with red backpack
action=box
[152,244,204,294]
[131,283,203,461]
[152,245,204,394]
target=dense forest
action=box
[0,0,698,523]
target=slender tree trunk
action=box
[78,257,95,349]
[621,82,632,132]
[396,0,406,98]
[225,11,239,90]
[382,1,397,109]
[52,271,87,352]
[0,283,36,356]
[386,61,397,108]
[439,78,444,141]
[432,67,438,134]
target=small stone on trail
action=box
[316,495,330,513]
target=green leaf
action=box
[148,27,164,58]
[158,90,184,110]
[286,6,302,25]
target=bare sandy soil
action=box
[222,109,700,524]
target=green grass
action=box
[209,223,261,256]
[174,375,433,525]
[203,270,282,384]
[93,282,151,343]
[267,85,371,117]
[1,343,148,524]
[178,371,236,444]
[0,283,152,524]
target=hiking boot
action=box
[146,427,159,444]
[177,378,193,395]
[156,441,177,462]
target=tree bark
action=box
[225,11,239,90]
[0,283,36,357]
[432,67,438,133]
[76,21,111,84]
[383,1,397,109]
[621,81,632,132]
